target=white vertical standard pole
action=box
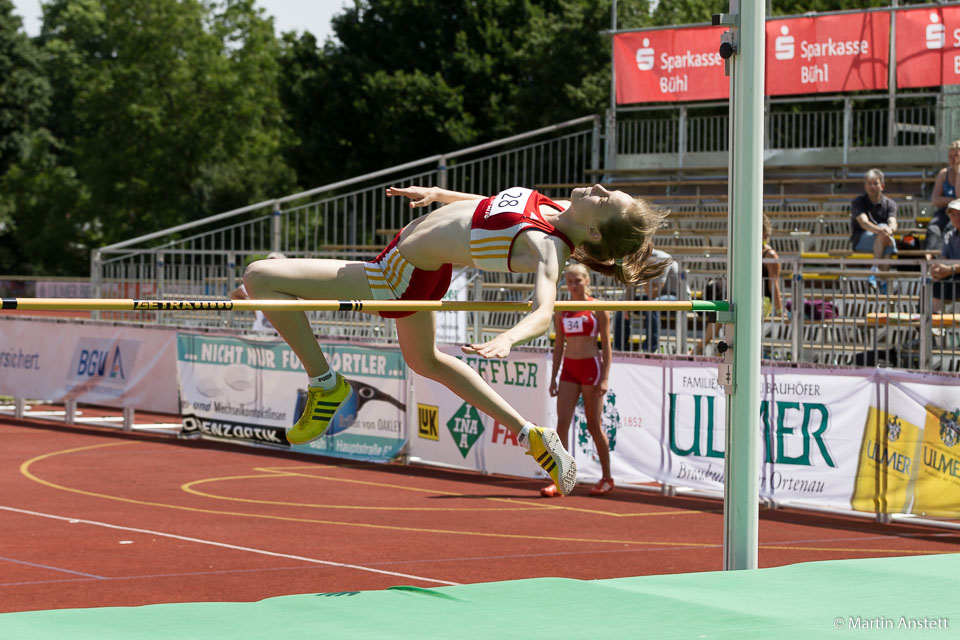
[720,0,765,571]
[606,0,619,179]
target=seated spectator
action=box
[850,168,897,291]
[762,214,783,317]
[613,249,685,352]
[931,200,960,313]
[695,216,781,356]
[927,140,960,248]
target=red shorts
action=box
[559,356,601,386]
[364,231,452,319]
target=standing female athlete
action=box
[244,184,668,496]
[543,263,613,497]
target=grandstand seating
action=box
[513,164,954,371]
[366,171,954,366]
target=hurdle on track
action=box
[0,298,729,313]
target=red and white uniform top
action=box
[469,188,574,272]
[559,301,599,338]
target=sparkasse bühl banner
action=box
[614,10,899,104]
[613,25,729,104]
[896,6,960,89]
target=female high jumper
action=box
[243,184,668,496]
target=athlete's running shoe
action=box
[589,477,615,496]
[525,427,577,496]
[286,375,353,445]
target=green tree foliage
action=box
[0,0,935,276]
[652,1,918,23]
[38,0,295,251]
[0,131,89,274]
[278,0,646,186]
[651,0,727,26]
[769,0,898,15]
[0,0,50,177]
[0,0,87,274]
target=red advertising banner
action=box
[613,27,729,104]
[896,7,960,89]
[765,12,889,96]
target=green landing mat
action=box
[2,554,958,639]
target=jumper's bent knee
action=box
[243,260,271,296]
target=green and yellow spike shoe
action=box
[286,374,354,445]
[525,426,577,496]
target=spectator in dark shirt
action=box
[613,248,683,352]
[931,199,960,313]
[850,169,898,291]
[928,140,960,241]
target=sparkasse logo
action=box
[635,37,654,70]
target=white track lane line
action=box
[0,505,460,586]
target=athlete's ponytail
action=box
[571,197,671,285]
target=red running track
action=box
[2,416,959,613]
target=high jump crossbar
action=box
[0,298,729,313]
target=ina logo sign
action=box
[446,402,484,458]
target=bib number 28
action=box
[491,188,531,214]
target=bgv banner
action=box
[0,316,178,412]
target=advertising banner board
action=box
[896,7,960,89]
[572,358,871,512]
[765,12,889,96]
[0,317,178,413]
[856,371,960,518]
[408,347,552,479]
[175,334,407,462]
[613,26,729,104]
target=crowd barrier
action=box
[2,315,957,520]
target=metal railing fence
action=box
[81,96,960,372]
[616,92,941,157]
[83,252,960,373]
[91,116,602,327]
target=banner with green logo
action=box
[576,357,882,513]
[176,333,406,462]
[172,329,959,514]
[407,346,551,479]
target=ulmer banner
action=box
[573,358,870,512]
[896,6,960,89]
[613,26,729,104]
[765,12,890,96]
[853,370,960,518]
